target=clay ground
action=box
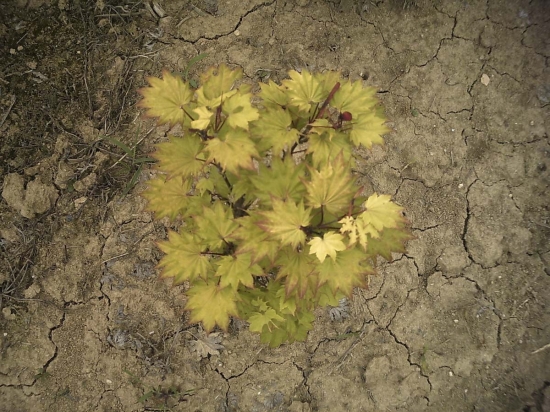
[1,0,549,411]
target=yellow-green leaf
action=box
[191,106,214,130]
[308,232,347,263]
[250,157,306,204]
[138,70,194,126]
[305,155,357,215]
[157,232,213,284]
[222,92,260,130]
[338,215,373,249]
[365,225,413,261]
[143,175,191,220]
[216,253,262,290]
[282,70,326,112]
[360,193,405,234]
[154,135,205,178]
[349,107,391,149]
[275,247,318,297]
[315,71,343,97]
[307,130,353,167]
[195,201,239,251]
[185,280,239,331]
[233,216,280,263]
[205,127,259,174]
[199,64,243,101]
[250,107,299,155]
[331,80,378,116]
[248,309,285,333]
[258,199,312,248]
[259,80,290,109]
[316,248,371,296]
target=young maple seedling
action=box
[138,64,412,347]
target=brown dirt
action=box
[1,0,549,411]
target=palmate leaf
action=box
[138,70,194,126]
[338,215,372,249]
[250,157,306,204]
[227,169,257,203]
[275,247,318,297]
[195,201,239,251]
[157,232,213,284]
[316,283,345,307]
[305,154,357,215]
[233,216,280,263]
[315,71,343,97]
[281,70,326,112]
[143,175,192,220]
[202,166,231,199]
[316,247,371,296]
[191,106,214,130]
[349,106,391,149]
[360,193,405,233]
[205,126,259,174]
[365,225,414,261]
[331,80,378,116]
[275,285,297,315]
[289,310,315,342]
[185,279,239,331]
[248,308,285,333]
[198,64,243,103]
[250,107,300,155]
[308,232,347,263]
[259,326,288,347]
[259,80,290,109]
[154,135,206,178]
[222,92,260,130]
[215,253,263,290]
[258,199,311,248]
[307,129,353,167]
[259,309,315,347]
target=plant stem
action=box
[297,82,341,145]
[200,251,227,256]
[317,82,340,120]
[215,163,233,190]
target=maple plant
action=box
[138,64,411,347]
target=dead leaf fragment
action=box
[190,332,225,358]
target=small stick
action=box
[0,95,16,128]
[531,343,550,354]
[102,252,129,264]
[329,325,367,374]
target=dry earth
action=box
[0,0,549,411]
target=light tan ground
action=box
[1,0,549,411]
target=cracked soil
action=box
[0,0,549,411]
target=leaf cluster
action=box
[138,65,412,346]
